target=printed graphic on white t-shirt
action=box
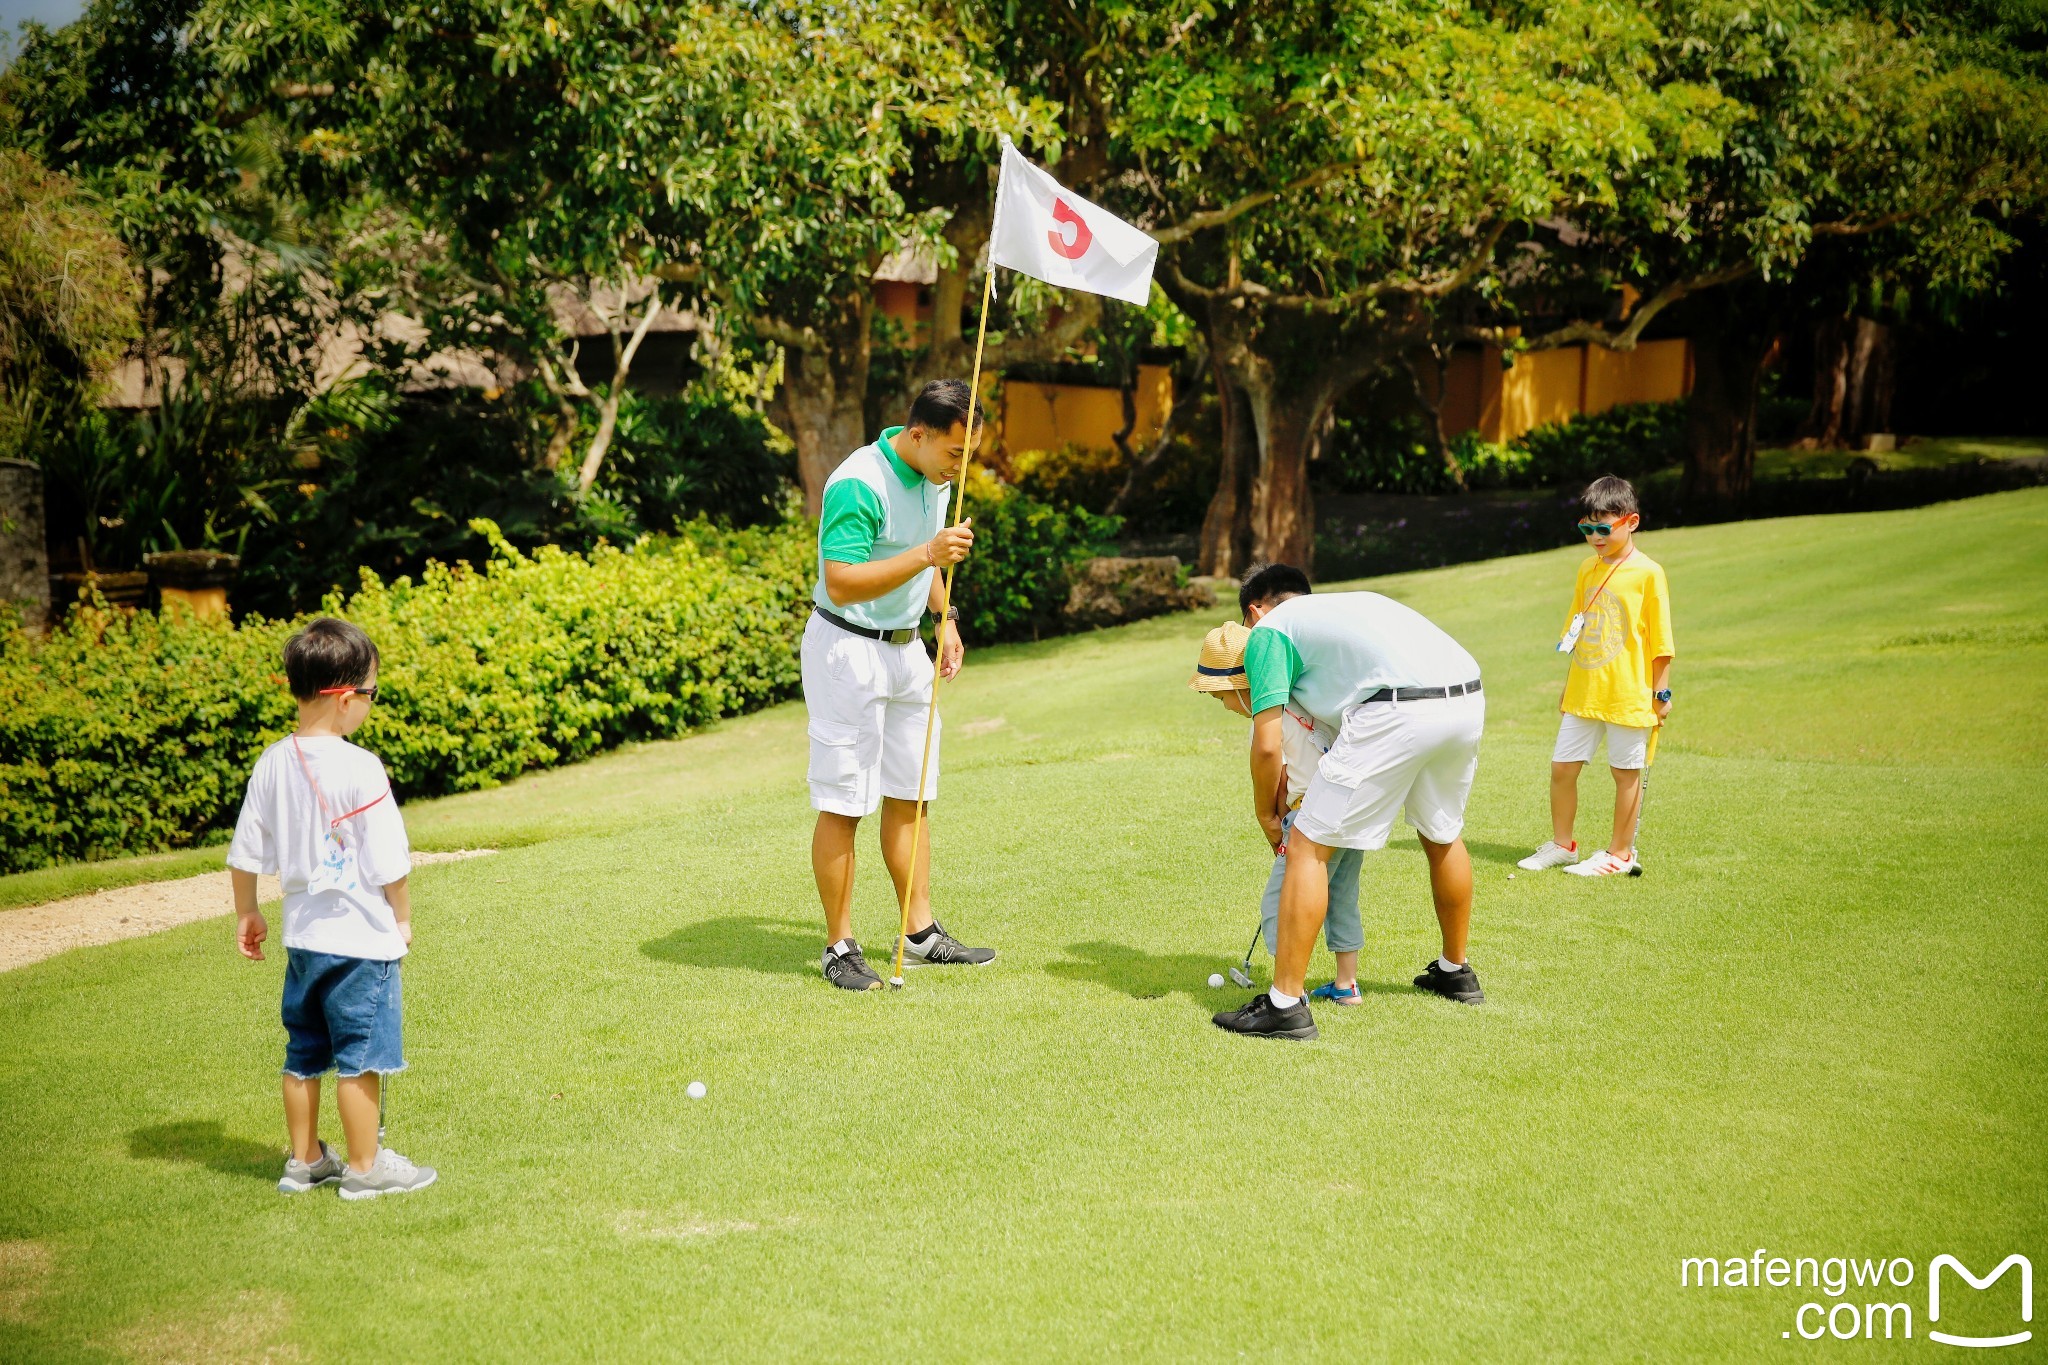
[227,735,412,961]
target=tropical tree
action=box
[1463,2,2048,508]
[0,146,139,461]
[1087,0,1726,571]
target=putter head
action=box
[1229,965,1254,989]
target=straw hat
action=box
[1188,620,1252,692]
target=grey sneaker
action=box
[822,939,885,991]
[278,1140,345,1194]
[338,1147,438,1201]
[900,920,996,967]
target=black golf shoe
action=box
[899,921,997,967]
[1413,959,1485,1004]
[1211,992,1319,1040]
[822,940,885,991]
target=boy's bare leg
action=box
[1608,766,1643,858]
[336,1073,380,1172]
[1549,760,1583,846]
[878,797,936,936]
[812,811,861,943]
[282,1075,322,1165]
[1272,836,1334,999]
[1420,835,1473,963]
[1333,950,1360,990]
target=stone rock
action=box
[1062,556,1213,630]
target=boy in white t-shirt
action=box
[1189,623,1368,1004]
[228,617,435,1200]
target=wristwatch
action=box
[944,606,960,622]
[1654,689,1673,704]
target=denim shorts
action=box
[1260,810,1367,956]
[282,949,405,1079]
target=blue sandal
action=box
[1308,980,1362,1006]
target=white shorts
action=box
[1292,691,1484,851]
[1552,713,1651,770]
[801,612,939,817]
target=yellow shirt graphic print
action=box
[1559,551,1675,729]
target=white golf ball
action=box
[1208,973,1225,988]
[686,1081,706,1100]
[1507,873,1516,880]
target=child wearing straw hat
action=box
[1190,622,1368,1004]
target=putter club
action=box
[1228,924,1261,989]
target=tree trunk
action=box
[576,294,663,494]
[1198,364,1256,576]
[1242,379,1330,571]
[776,297,874,516]
[1801,314,1896,450]
[1680,321,1773,512]
[1404,347,1465,490]
[1802,314,1851,448]
[1842,316,1894,442]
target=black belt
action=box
[813,606,920,646]
[1361,678,1483,704]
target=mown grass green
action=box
[3,490,2044,1360]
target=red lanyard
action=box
[1583,548,1635,615]
[290,735,388,844]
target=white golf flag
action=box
[988,137,1157,307]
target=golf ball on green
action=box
[686,1081,706,1100]
[1208,973,1225,988]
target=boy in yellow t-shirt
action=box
[1519,476,1675,877]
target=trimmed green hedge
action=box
[0,520,813,874]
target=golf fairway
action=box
[2,489,2044,1359]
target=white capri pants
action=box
[801,612,940,817]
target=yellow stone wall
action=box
[994,364,1174,458]
[1443,337,1693,443]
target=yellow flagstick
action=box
[891,264,999,988]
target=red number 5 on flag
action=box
[1048,199,1093,260]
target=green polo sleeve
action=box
[1243,627,1303,715]
[818,478,886,564]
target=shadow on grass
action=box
[1369,837,1526,870]
[1046,940,1411,1014]
[1464,841,1534,869]
[640,916,819,977]
[129,1120,278,1181]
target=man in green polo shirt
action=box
[1211,563,1488,1039]
[805,379,998,991]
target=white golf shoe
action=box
[1517,840,1580,871]
[1562,848,1641,878]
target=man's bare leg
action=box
[813,811,861,944]
[878,796,936,937]
[1419,835,1472,963]
[1272,834,1334,999]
